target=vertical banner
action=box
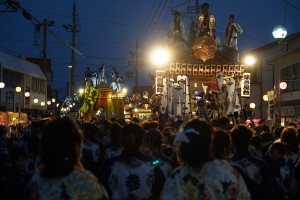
[241,72,250,97]
[267,90,276,120]
[155,70,164,94]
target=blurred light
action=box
[25,91,30,97]
[78,88,84,95]
[56,103,60,107]
[41,101,45,106]
[272,25,287,39]
[47,100,51,105]
[68,64,72,69]
[263,95,268,102]
[52,98,56,103]
[134,108,138,112]
[15,86,21,93]
[122,88,128,94]
[33,98,39,104]
[0,82,5,88]
[249,102,256,109]
[279,81,287,90]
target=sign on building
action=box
[241,73,250,97]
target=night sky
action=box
[1,0,300,98]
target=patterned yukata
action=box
[161,159,250,200]
[28,169,109,200]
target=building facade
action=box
[0,50,47,114]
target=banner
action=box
[241,73,250,97]
[155,70,164,94]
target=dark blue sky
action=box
[1,0,300,97]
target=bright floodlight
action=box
[263,95,268,102]
[244,55,256,66]
[151,47,170,66]
[249,102,256,109]
[272,25,287,39]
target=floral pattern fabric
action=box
[161,159,250,200]
[28,169,109,200]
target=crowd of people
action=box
[0,115,300,199]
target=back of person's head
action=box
[274,126,284,139]
[281,126,298,153]
[212,129,231,159]
[288,122,297,128]
[41,117,84,177]
[219,117,230,131]
[110,122,122,146]
[260,131,273,143]
[230,125,254,153]
[121,123,144,151]
[81,123,98,140]
[144,129,163,151]
[177,119,213,168]
[130,117,140,124]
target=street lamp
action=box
[15,86,21,123]
[0,82,5,89]
[273,25,287,126]
[33,97,39,104]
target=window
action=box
[281,62,300,92]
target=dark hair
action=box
[120,123,145,161]
[81,123,98,140]
[144,129,163,151]
[230,125,254,152]
[201,2,209,8]
[179,119,213,168]
[269,142,286,155]
[219,117,230,131]
[121,123,144,150]
[274,126,284,138]
[40,117,84,177]
[281,126,298,153]
[229,14,234,19]
[212,130,231,159]
[110,122,122,146]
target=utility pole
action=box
[63,0,80,99]
[41,19,54,75]
[129,41,143,93]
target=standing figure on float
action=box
[197,2,216,38]
[168,11,187,50]
[223,14,243,61]
[110,67,123,93]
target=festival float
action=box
[77,2,251,125]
